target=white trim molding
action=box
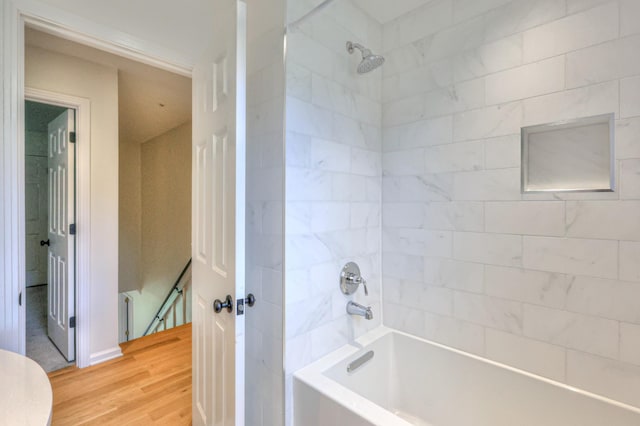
[25,87,92,368]
[88,347,123,366]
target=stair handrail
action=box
[143,258,192,336]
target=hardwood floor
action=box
[48,323,192,425]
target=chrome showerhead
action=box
[346,41,385,74]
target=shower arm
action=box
[346,41,371,56]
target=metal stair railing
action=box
[143,258,192,336]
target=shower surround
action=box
[284,0,640,423]
[381,0,640,409]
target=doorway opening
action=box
[24,100,77,372]
[24,26,192,364]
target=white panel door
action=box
[192,0,247,425]
[47,109,75,362]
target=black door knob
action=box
[40,239,50,247]
[213,295,233,313]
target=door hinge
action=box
[70,316,76,328]
[70,132,76,143]
[18,292,22,306]
[70,223,76,235]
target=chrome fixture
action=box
[346,41,385,74]
[347,350,374,373]
[340,262,368,296]
[347,301,373,320]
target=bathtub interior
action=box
[318,330,640,426]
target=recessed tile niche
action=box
[521,114,615,193]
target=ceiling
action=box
[25,27,191,145]
[352,0,435,23]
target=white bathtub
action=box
[293,327,640,426]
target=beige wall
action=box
[118,131,142,293]
[25,45,120,358]
[128,122,191,338]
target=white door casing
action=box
[191,0,246,424]
[46,109,75,362]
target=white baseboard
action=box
[88,347,123,366]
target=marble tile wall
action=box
[246,0,286,424]
[284,0,383,423]
[381,0,640,409]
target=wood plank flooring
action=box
[48,323,192,425]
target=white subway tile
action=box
[620,241,640,283]
[385,279,454,316]
[454,291,523,333]
[453,34,523,82]
[424,257,485,293]
[486,201,565,236]
[425,141,484,173]
[426,16,487,62]
[383,252,425,281]
[383,116,453,152]
[621,322,640,367]
[383,0,454,52]
[383,174,454,202]
[309,202,350,233]
[483,0,567,43]
[350,203,380,229]
[453,168,521,201]
[310,138,351,172]
[454,231,523,267]
[486,56,565,105]
[423,79,486,119]
[286,168,332,201]
[383,60,453,102]
[616,117,640,160]
[524,304,619,358]
[566,35,640,89]
[383,302,427,338]
[424,312,485,355]
[453,0,511,23]
[620,0,640,37]
[484,134,521,169]
[332,174,367,201]
[382,203,424,228]
[620,159,640,199]
[351,148,380,177]
[484,265,569,308]
[485,328,566,381]
[286,96,333,139]
[566,201,640,241]
[621,76,640,118]
[383,228,453,257]
[383,148,425,176]
[423,201,484,232]
[566,276,640,324]
[383,93,425,127]
[287,62,312,102]
[567,0,611,14]
[312,74,381,125]
[523,3,619,62]
[522,81,619,126]
[523,236,618,279]
[567,350,640,408]
[453,102,523,142]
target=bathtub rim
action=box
[293,326,640,425]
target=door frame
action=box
[2,0,193,366]
[24,87,88,364]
